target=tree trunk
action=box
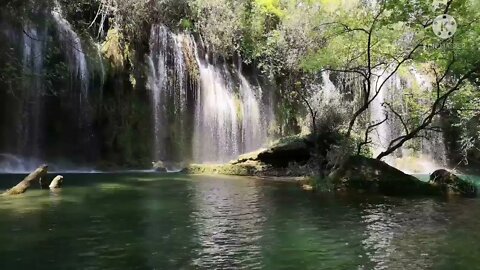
[2,165,49,196]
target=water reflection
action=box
[190,177,265,269]
[360,200,449,270]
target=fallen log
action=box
[2,165,49,196]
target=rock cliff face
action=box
[0,1,154,170]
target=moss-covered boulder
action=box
[329,156,439,196]
[430,169,477,197]
[185,161,268,176]
[231,134,312,167]
[185,134,322,177]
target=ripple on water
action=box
[0,174,479,269]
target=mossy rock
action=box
[185,161,267,176]
[430,169,477,197]
[329,156,440,196]
[232,133,312,168]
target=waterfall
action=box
[370,72,402,161]
[238,68,266,153]
[147,25,194,162]
[147,25,169,161]
[0,7,96,172]
[51,3,89,99]
[192,52,241,162]
[19,25,45,159]
[369,68,448,173]
[51,2,98,166]
[96,43,105,88]
[147,25,270,164]
[192,41,269,163]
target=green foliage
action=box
[448,82,480,161]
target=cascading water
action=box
[147,25,195,162]
[51,2,98,165]
[192,40,269,163]
[147,25,169,161]
[147,25,271,164]
[0,3,98,172]
[20,25,45,159]
[238,67,267,153]
[370,72,402,162]
[369,68,448,173]
[192,47,241,162]
[0,25,49,172]
[52,3,89,99]
[96,43,105,90]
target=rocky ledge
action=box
[163,133,478,198]
[184,134,314,177]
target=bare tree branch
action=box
[384,102,409,134]
[357,116,389,155]
[376,62,479,160]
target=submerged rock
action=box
[329,156,438,196]
[430,169,477,197]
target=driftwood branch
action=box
[2,165,49,196]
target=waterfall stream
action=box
[0,3,96,172]
[147,25,270,164]
[52,2,89,100]
[369,68,448,173]
[192,37,270,163]
[20,25,45,160]
[147,25,193,162]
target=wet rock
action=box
[329,156,438,196]
[232,134,312,168]
[186,134,322,177]
[430,169,477,197]
[185,160,268,176]
[153,161,187,172]
[49,175,64,189]
[152,161,167,172]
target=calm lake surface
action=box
[0,173,480,270]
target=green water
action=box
[0,173,480,269]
